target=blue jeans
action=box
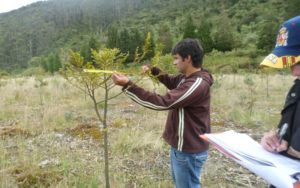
[170,147,208,188]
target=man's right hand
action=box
[261,130,288,153]
[141,65,150,74]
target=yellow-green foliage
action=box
[133,32,153,66]
[61,48,127,94]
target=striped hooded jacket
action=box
[123,67,213,153]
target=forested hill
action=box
[0,0,299,72]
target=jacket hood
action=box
[197,69,213,86]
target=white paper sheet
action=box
[203,131,300,188]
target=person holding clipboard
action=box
[260,15,300,187]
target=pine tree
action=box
[81,36,100,63]
[285,0,300,19]
[183,15,197,39]
[197,21,214,53]
[40,57,48,72]
[53,52,62,72]
[106,25,119,48]
[118,29,131,54]
[87,36,99,62]
[257,21,278,52]
[47,53,55,74]
[143,32,155,60]
[157,23,173,54]
[213,16,235,52]
[128,29,143,61]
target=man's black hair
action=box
[172,38,204,68]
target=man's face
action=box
[291,62,300,77]
[173,54,190,74]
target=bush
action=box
[21,67,47,77]
[205,49,262,73]
[157,54,177,74]
[0,70,10,78]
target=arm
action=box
[150,67,184,90]
[261,95,294,153]
[123,77,206,111]
[261,130,288,153]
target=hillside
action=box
[0,0,299,72]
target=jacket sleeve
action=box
[123,77,207,111]
[278,107,294,142]
[150,67,184,90]
[290,128,300,155]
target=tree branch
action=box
[96,91,123,105]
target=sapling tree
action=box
[60,33,154,188]
[260,67,275,98]
[244,74,256,116]
[61,48,127,187]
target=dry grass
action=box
[0,127,31,138]
[0,73,294,187]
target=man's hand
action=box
[112,72,129,86]
[141,65,150,74]
[261,130,288,152]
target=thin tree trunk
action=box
[103,78,110,188]
[103,128,109,188]
[266,73,269,98]
[90,83,110,188]
[91,95,103,123]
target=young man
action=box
[112,39,213,188]
[260,16,300,160]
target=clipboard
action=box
[201,131,300,188]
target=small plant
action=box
[243,74,257,116]
[212,74,225,90]
[34,76,48,106]
[64,111,74,122]
[260,67,275,98]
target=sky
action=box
[0,0,45,13]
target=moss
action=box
[111,118,134,129]
[68,124,103,140]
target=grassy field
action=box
[0,73,295,188]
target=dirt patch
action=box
[10,166,63,188]
[0,127,31,138]
[68,123,103,140]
